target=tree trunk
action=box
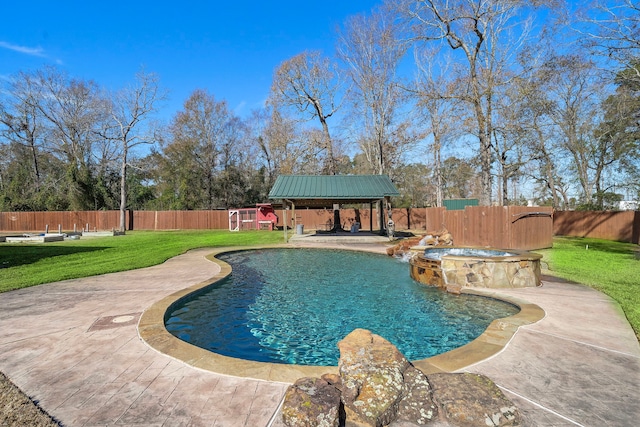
[502,170,509,206]
[434,138,443,207]
[319,117,336,175]
[119,146,127,232]
[29,138,41,190]
[470,68,492,206]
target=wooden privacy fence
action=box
[0,205,554,250]
[131,210,229,230]
[0,210,230,233]
[0,211,122,233]
[289,206,553,250]
[8,207,640,247]
[554,210,640,244]
[423,206,554,250]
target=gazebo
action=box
[268,175,400,236]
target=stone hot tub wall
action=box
[409,247,542,293]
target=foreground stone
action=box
[282,377,343,427]
[338,329,437,426]
[282,329,521,427]
[395,366,438,425]
[429,373,521,426]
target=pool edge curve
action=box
[138,245,545,383]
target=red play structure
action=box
[228,203,278,231]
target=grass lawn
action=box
[0,230,284,293]
[536,236,640,340]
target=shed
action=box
[268,175,400,235]
[443,198,479,211]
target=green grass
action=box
[0,230,284,292]
[536,236,640,339]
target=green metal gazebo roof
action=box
[268,175,399,207]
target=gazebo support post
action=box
[378,199,385,235]
[283,199,290,243]
[386,197,394,237]
[331,203,343,232]
[291,201,296,233]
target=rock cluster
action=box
[386,228,453,258]
[281,329,521,427]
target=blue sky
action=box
[1,1,378,120]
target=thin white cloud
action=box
[234,100,247,115]
[0,41,46,57]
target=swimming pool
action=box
[165,248,519,366]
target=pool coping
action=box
[138,245,546,383]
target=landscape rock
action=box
[428,373,521,426]
[281,329,521,427]
[338,329,437,426]
[396,366,438,425]
[386,229,453,257]
[282,377,343,427]
[338,329,408,426]
[386,236,424,257]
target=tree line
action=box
[2,0,639,231]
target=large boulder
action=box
[338,329,437,426]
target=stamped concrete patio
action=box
[0,242,638,426]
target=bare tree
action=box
[442,156,482,199]
[472,26,572,209]
[414,48,462,207]
[108,70,165,231]
[250,106,313,180]
[491,70,538,206]
[337,4,412,178]
[513,68,560,207]
[32,66,109,210]
[269,51,341,175]
[525,98,569,208]
[591,66,640,207]
[0,72,44,192]
[578,0,640,82]
[542,54,606,204]
[402,0,541,205]
[576,1,640,205]
[157,89,246,209]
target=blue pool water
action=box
[165,248,519,366]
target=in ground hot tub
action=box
[409,247,542,293]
